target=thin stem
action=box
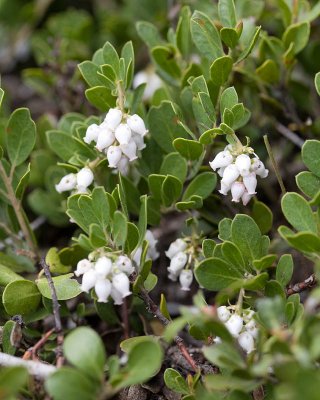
[286,273,316,296]
[236,288,245,314]
[263,135,286,195]
[121,298,130,340]
[23,328,55,361]
[116,80,126,113]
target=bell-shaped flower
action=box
[241,191,253,206]
[81,269,97,293]
[112,272,131,298]
[235,154,251,176]
[217,306,231,322]
[117,156,130,176]
[95,278,111,303]
[75,259,92,277]
[225,314,243,337]
[132,133,146,150]
[120,140,137,161]
[251,158,269,178]
[231,181,246,202]
[95,129,115,151]
[127,114,148,136]
[55,173,77,193]
[110,286,124,305]
[104,108,123,130]
[245,319,259,339]
[106,145,122,168]
[168,272,178,281]
[145,230,159,260]
[221,164,240,186]
[165,239,187,259]
[179,269,193,291]
[238,331,254,354]
[132,247,142,266]
[95,256,112,278]
[115,255,134,275]
[84,123,100,144]
[77,167,94,189]
[168,251,188,275]
[219,181,231,195]
[209,150,233,171]
[115,123,132,145]
[217,167,225,177]
[243,172,257,195]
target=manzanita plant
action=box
[1,0,320,399]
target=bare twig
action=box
[23,328,55,361]
[275,123,304,148]
[40,259,64,367]
[286,274,317,296]
[139,287,198,372]
[121,298,130,340]
[263,135,286,195]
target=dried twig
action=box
[286,274,317,296]
[40,259,64,367]
[121,298,130,340]
[275,123,304,148]
[23,328,55,361]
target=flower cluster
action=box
[166,238,193,291]
[209,145,268,205]
[216,306,259,354]
[55,167,94,194]
[75,254,134,304]
[84,108,147,175]
[133,230,159,266]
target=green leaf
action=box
[2,320,18,355]
[6,108,36,166]
[210,56,233,86]
[0,367,28,398]
[283,21,310,54]
[220,87,238,115]
[281,192,317,233]
[173,138,204,160]
[302,140,320,177]
[160,293,171,320]
[121,41,135,89]
[315,72,320,96]
[37,274,81,301]
[190,11,224,60]
[256,59,280,83]
[265,280,286,299]
[253,254,277,271]
[151,46,181,80]
[237,26,261,62]
[164,368,189,395]
[202,239,216,258]
[183,172,217,201]
[176,6,192,57]
[160,152,187,182]
[276,254,293,287]
[284,232,320,253]
[221,241,246,273]
[0,264,23,286]
[203,343,245,370]
[45,247,71,274]
[218,218,232,241]
[112,211,128,248]
[137,195,148,247]
[3,280,41,315]
[162,175,183,206]
[136,21,163,48]
[15,163,31,200]
[64,327,106,380]
[252,200,273,234]
[296,171,320,198]
[220,27,239,48]
[85,86,116,111]
[125,222,140,254]
[102,42,119,77]
[218,0,237,27]
[195,257,243,290]
[78,61,104,87]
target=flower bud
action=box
[126,114,148,136]
[217,167,225,177]
[165,238,187,259]
[217,306,231,322]
[120,140,137,161]
[106,145,122,168]
[77,167,94,188]
[241,191,253,206]
[116,255,134,275]
[75,259,92,277]
[245,319,259,339]
[55,173,77,193]
[209,150,233,171]
[110,286,124,305]
[235,154,251,176]
[84,123,100,144]
[243,172,257,195]
[132,133,146,150]
[221,164,240,186]
[104,108,122,130]
[179,269,193,291]
[115,123,132,145]
[95,129,115,151]
[219,181,231,195]
[168,251,188,275]
[231,181,246,202]
[251,158,269,178]
[95,256,112,278]
[112,272,131,298]
[81,269,97,293]
[238,331,255,354]
[117,156,130,176]
[95,278,111,303]
[225,314,243,337]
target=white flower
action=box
[81,269,97,293]
[132,133,146,150]
[238,331,255,354]
[110,286,124,305]
[165,239,187,259]
[117,156,130,176]
[115,123,132,145]
[168,251,188,275]
[213,336,222,344]
[217,167,225,178]
[217,306,231,322]
[251,158,269,178]
[132,247,142,266]
[84,123,100,144]
[245,319,259,339]
[106,145,122,168]
[133,70,162,101]
[120,140,138,161]
[75,186,89,194]
[115,256,134,275]
[168,272,178,281]
[219,181,231,195]
[225,314,243,337]
[95,256,113,278]
[55,173,77,193]
[231,181,246,202]
[75,259,92,277]
[104,108,123,130]
[95,129,115,151]
[112,272,131,298]
[77,167,94,189]
[221,164,240,186]
[243,172,257,195]
[209,150,233,171]
[179,269,193,291]
[145,230,159,260]
[241,191,253,206]
[235,154,251,176]
[95,278,111,303]
[127,114,148,136]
